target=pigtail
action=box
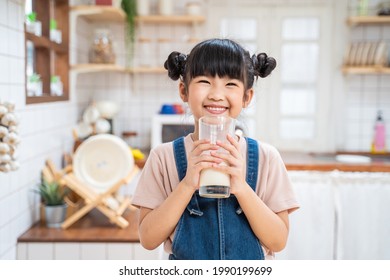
[251,53,277,78]
[164,51,187,81]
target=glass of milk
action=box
[198,116,235,198]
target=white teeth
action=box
[205,106,226,111]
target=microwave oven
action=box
[151,114,251,149]
[151,114,195,149]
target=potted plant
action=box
[27,73,42,97]
[25,12,42,36]
[49,19,62,44]
[35,179,68,228]
[121,0,137,66]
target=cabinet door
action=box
[277,171,336,260]
[337,172,390,260]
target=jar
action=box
[138,37,153,67]
[89,29,116,64]
[157,38,171,67]
[158,0,174,15]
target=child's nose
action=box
[207,89,224,101]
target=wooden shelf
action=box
[70,6,205,24]
[26,0,69,104]
[25,32,68,53]
[127,67,167,74]
[342,66,390,74]
[347,16,390,26]
[136,15,205,24]
[71,64,126,73]
[71,64,167,74]
[71,5,126,22]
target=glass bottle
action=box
[89,29,116,64]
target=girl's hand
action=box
[211,134,248,195]
[182,139,221,191]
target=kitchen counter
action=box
[281,151,390,172]
[136,150,390,173]
[18,208,140,243]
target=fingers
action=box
[215,134,240,158]
[191,153,223,165]
[192,139,219,156]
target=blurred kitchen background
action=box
[0,0,389,260]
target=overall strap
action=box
[235,137,259,214]
[173,137,187,181]
[245,137,259,191]
[173,137,203,216]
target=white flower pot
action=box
[26,21,42,36]
[50,29,62,44]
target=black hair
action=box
[164,38,276,93]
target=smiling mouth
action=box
[204,106,228,114]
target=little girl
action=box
[131,38,299,260]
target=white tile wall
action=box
[0,0,81,260]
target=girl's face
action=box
[180,75,253,123]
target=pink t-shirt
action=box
[131,134,300,257]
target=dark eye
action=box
[226,82,238,87]
[199,80,210,84]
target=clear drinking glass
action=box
[198,116,235,198]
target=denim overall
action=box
[170,137,264,260]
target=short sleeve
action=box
[131,147,170,210]
[260,144,300,214]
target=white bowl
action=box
[96,101,119,119]
[95,118,111,134]
[83,105,100,124]
[75,122,93,139]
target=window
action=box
[24,0,69,104]
[209,4,332,151]
[279,17,320,141]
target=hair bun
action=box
[164,51,187,80]
[252,53,277,78]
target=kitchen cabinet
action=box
[70,5,205,75]
[16,209,162,260]
[336,172,390,260]
[342,15,390,75]
[276,171,390,260]
[17,242,160,260]
[276,171,336,260]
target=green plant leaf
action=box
[121,0,137,66]
[29,73,41,83]
[26,12,37,23]
[50,19,57,30]
[36,179,67,206]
